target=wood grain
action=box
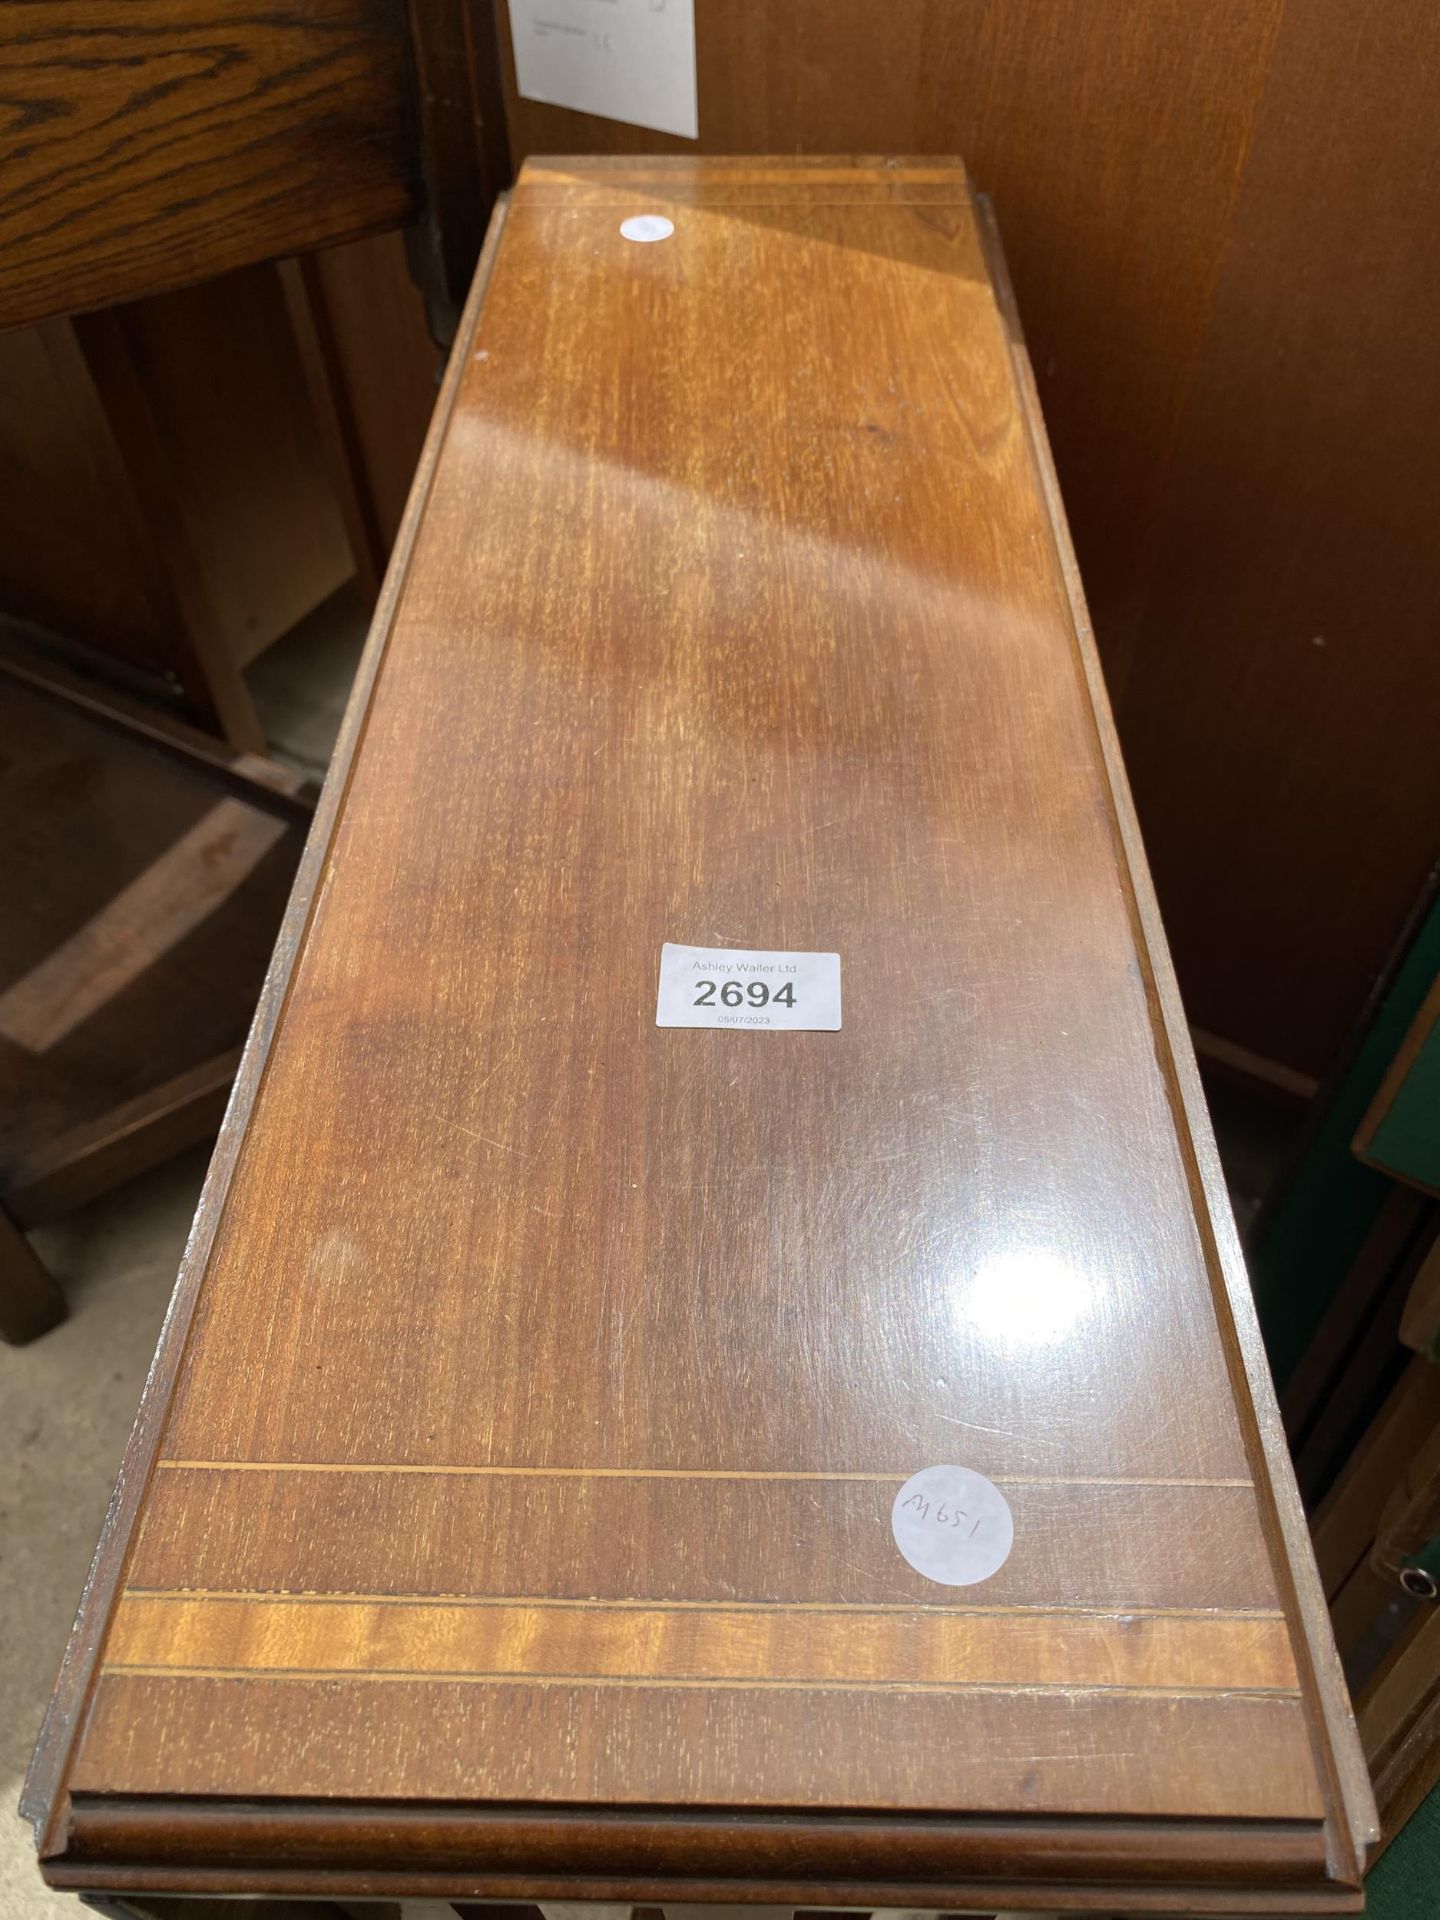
[981,186,1374,1875]
[0,319,167,670]
[1117,0,1440,1080]
[0,0,420,329]
[495,2,1440,1091]
[22,192,513,1866]
[108,1591,1301,1691]
[0,648,315,822]
[1313,1358,1440,1597]
[127,1466,1282,1611]
[3,1048,242,1229]
[0,797,286,1051]
[0,269,351,744]
[0,679,304,1180]
[299,232,441,556]
[32,160,1368,1907]
[73,1670,1324,1818]
[102,266,354,673]
[1360,1606,1440,1851]
[51,1802,1339,1912]
[495,0,1277,686]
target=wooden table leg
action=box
[0,1199,65,1343]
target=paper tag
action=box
[508,0,698,140]
[891,1466,1014,1586]
[655,944,841,1031]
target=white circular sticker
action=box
[620,214,675,244]
[891,1465,1014,1586]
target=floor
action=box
[0,588,1302,1912]
[1,1146,216,1916]
[2,586,366,1916]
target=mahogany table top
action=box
[27,158,1374,1913]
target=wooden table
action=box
[25,159,1376,1916]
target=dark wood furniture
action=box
[0,271,357,751]
[1289,929,1440,1868]
[1355,976,1440,1196]
[0,0,507,338]
[0,1,489,1319]
[0,650,312,1340]
[0,1199,65,1345]
[25,158,1375,1913]
[0,0,503,749]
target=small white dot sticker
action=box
[891,1465,1014,1586]
[620,214,674,244]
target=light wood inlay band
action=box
[107,1596,1300,1693]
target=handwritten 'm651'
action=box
[901,1491,983,1538]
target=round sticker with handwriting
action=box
[891,1465,1014,1586]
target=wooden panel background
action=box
[1118,0,1440,1081]
[0,266,353,731]
[494,0,1440,1088]
[304,232,442,553]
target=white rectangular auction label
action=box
[655,944,841,1031]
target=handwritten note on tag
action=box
[508,0,698,140]
[891,1466,1014,1586]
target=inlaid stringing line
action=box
[120,1588,1289,1619]
[155,1460,1255,1489]
[520,197,977,207]
[101,1664,1304,1701]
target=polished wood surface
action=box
[29,160,1372,1908]
[496,0,1275,682]
[495,1,1440,1091]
